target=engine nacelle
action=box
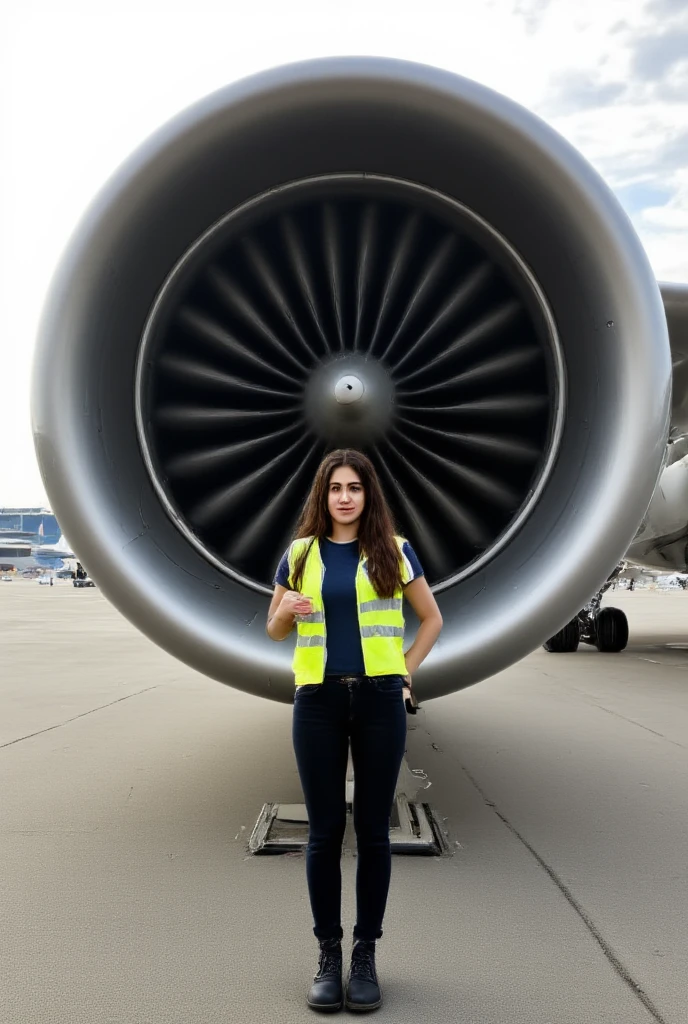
[627,454,688,572]
[32,58,671,702]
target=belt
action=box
[324,674,366,685]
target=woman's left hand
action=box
[402,674,419,713]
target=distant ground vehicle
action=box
[38,576,51,585]
[1,575,12,582]
[72,561,95,587]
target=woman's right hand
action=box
[278,591,314,619]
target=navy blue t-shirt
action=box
[273,538,424,675]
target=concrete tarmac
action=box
[1,581,687,1024]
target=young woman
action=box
[267,449,442,1013]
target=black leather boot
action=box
[345,939,382,1012]
[307,937,343,1013]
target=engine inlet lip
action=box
[135,172,566,595]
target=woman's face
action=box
[327,466,366,528]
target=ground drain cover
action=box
[248,796,445,855]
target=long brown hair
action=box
[290,450,404,599]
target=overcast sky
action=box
[1,0,687,506]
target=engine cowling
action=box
[31,58,671,702]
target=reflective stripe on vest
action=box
[287,536,411,686]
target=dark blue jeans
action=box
[292,674,407,943]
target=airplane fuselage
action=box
[627,452,688,573]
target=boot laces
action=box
[351,942,377,983]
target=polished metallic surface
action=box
[32,57,672,702]
[135,174,560,591]
[305,356,394,448]
[334,376,364,405]
[627,454,688,572]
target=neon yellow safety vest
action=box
[287,535,413,686]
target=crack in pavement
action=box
[590,703,687,750]
[415,716,669,1024]
[565,686,687,750]
[0,686,159,750]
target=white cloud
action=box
[643,190,688,231]
[1,0,687,504]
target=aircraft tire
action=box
[543,617,581,653]
[594,607,629,652]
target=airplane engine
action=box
[31,58,671,702]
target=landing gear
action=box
[543,617,580,652]
[543,565,629,653]
[593,606,629,652]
